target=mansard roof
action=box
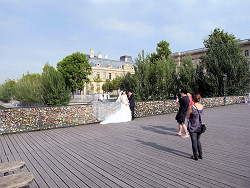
[86,55,135,69]
[171,38,250,57]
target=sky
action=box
[0,0,250,84]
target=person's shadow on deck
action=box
[140,125,178,136]
[136,139,190,159]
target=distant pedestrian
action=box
[187,93,204,160]
[175,89,190,138]
[242,97,247,104]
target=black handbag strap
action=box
[194,105,203,124]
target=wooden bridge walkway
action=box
[0,104,250,187]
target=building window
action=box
[115,73,117,77]
[96,84,100,93]
[103,72,106,80]
[245,50,249,57]
[109,73,112,79]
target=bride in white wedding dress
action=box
[100,91,132,124]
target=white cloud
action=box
[0,14,30,29]
[97,18,156,37]
[162,23,196,38]
[162,23,204,51]
[200,19,225,32]
[176,0,198,5]
[90,0,132,4]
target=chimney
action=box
[90,49,94,58]
[97,52,103,59]
[104,54,108,59]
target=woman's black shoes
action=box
[191,155,202,160]
[191,155,198,160]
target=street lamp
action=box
[223,74,227,106]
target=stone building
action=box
[171,39,250,68]
[84,49,135,94]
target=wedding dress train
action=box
[100,95,131,124]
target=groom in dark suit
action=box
[128,91,135,120]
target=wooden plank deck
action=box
[1,104,250,187]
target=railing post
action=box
[223,74,227,106]
[39,108,42,130]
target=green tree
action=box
[177,55,198,93]
[120,72,136,93]
[196,56,214,97]
[200,28,249,96]
[0,80,16,102]
[41,64,71,105]
[57,52,92,96]
[134,40,176,100]
[150,40,172,62]
[102,79,113,93]
[15,73,43,105]
[111,76,122,94]
[133,50,151,100]
[93,74,102,93]
[86,83,94,94]
[154,57,177,99]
